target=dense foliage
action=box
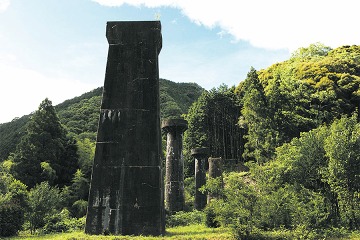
[10,99,78,188]
[239,68,277,164]
[56,88,102,141]
[0,79,203,236]
[182,43,360,239]
[27,182,62,233]
[184,85,243,175]
[160,79,204,119]
[0,164,28,236]
[1,44,360,238]
[0,79,204,161]
[0,202,24,237]
[204,115,360,239]
[237,44,360,164]
[0,116,30,165]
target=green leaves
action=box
[27,182,61,233]
[76,138,95,177]
[291,43,332,60]
[0,201,24,237]
[160,79,204,120]
[11,98,78,188]
[323,116,360,228]
[239,44,360,165]
[184,85,243,175]
[263,115,360,230]
[241,68,277,164]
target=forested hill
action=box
[0,78,204,161]
[235,44,360,163]
[2,44,360,238]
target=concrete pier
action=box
[207,157,223,203]
[85,21,164,236]
[191,148,208,210]
[162,119,188,213]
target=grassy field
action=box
[3,225,360,240]
[2,225,233,240]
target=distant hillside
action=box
[236,44,360,151]
[160,79,205,119]
[0,115,31,163]
[0,79,204,161]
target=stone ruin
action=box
[191,147,209,210]
[207,157,223,203]
[85,21,164,236]
[85,20,234,237]
[161,119,188,213]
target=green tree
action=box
[254,115,360,230]
[291,42,332,60]
[159,79,204,119]
[323,115,360,229]
[0,115,29,162]
[11,98,78,188]
[204,172,258,238]
[184,85,243,175]
[0,165,28,237]
[273,127,328,191]
[241,67,277,164]
[258,126,339,226]
[26,182,61,233]
[62,169,89,218]
[0,201,24,237]
[76,138,95,178]
[252,44,360,150]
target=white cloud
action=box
[217,30,227,39]
[0,62,97,123]
[0,0,10,12]
[0,53,16,62]
[92,0,360,51]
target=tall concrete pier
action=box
[85,21,164,236]
[161,119,188,213]
[191,148,208,210]
[207,157,223,203]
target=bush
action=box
[0,202,24,237]
[166,210,205,227]
[43,209,85,233]
[26,181,61,233]
[204,204,220,228]
[70,199,88,218]
[184,177,195,211]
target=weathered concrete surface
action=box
[191,148,208,210]
[207,157,223,203]
[85,21,164,236]
[161,119,188,213]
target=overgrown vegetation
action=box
[0,79,204,161]
[4,225,233,240]
[0,79,203,237]
[184,43,360,239]
[184,84,243,176]
[1,44,360,239]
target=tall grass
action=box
[4,225,233,240]
[5,225,360,240]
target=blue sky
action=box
[0,0,358,123]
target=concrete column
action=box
[86,21,164,236]
[191,148,208,210]
[161,119,188,213]
[207,157,223,203]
